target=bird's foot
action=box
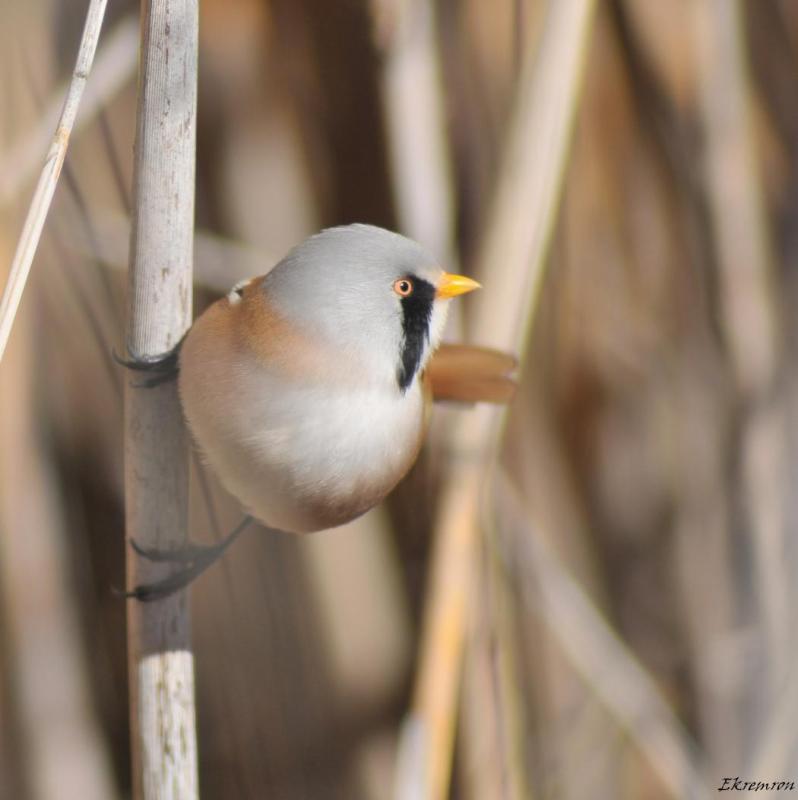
[113,342,182,388]
[130,537,221,564]
[123,516,254,602]
[123,558,216,602]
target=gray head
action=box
[260,224,475,392]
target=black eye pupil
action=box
[394,278,414,297]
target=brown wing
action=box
[425,343,517,404]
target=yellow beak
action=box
[436,272,482,299]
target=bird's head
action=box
[260,224,481,392]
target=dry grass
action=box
[1,1,797,798]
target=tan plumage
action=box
[178,225,515,534]
[180,277,427,531]
[426,344,517,405]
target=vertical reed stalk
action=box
[375,0,457,265]
[0,0,108,362]
[397,2,596,798]
[125,2,199,798]
[694,0,783,768]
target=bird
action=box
[127,224,515,600]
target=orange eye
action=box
[393,278,414,297]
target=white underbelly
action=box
[182,366,425,532]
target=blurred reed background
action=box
[1,0,797,798]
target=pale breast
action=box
[178,287,427,532]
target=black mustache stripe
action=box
[397,276,435,392]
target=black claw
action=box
[113,342,182,387]
[122,517,255,602]
[130,537,218,564]
[133,373,178,389]
[124,559,213,602]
